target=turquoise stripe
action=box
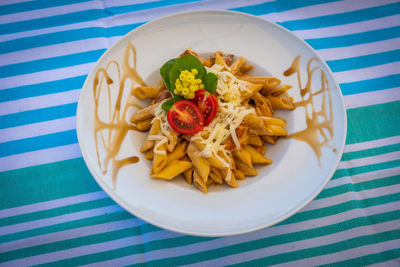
[0,210,132,244]
[306,25,400,49]
[229,230,400,267]
[0,102,76,129]
[0,22,143,55]
[3,47,399,87]
[0,49,105,79]
[0,130,77,157]
[49,210,399,266]
[0,197,113,228]
[1,4,397,55]
[232,0,339,16]
[280,2,400,30]
[346,101,400,144]
[0,0,90,16]
[327,49,400,72]
[320,248,400,266]
[0,222,160,263]
[0,0,197,35]
[340,74,400,95]
[0,76,86,103]
[332,160,400,181]
[342,143,400,161]
[0,158,97,210]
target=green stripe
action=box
[346,101,400,144]
[342,142,400,161]
[229,230,400,267]
[0,221,159,263]
[0,158,98,210]
[332,159,400,180]
[320,248,400,266]
[21,198,400,266]
[0,197,113,227]
[44,210,399,267]
[0,210,133,244]
[316,175,400,200]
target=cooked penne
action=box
[131,50,295,193]
[131,86,161,99]
[151,160,193,180]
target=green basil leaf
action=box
[203,72,218,94]
[160,58,178,91]
[168,55,206,92]
[161,98,177,112]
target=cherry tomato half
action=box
[192,90,218,126]
[167,100,204,135]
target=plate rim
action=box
[76,9,347,237]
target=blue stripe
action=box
[0,0,91,16]
[232,0,340,16]
[0,76,86,103]
[0,0,198,35]
[0,49,105,79]
[280,2,400,30]
[0,130,77,157]
[306,25,400,49]
[340,74,400,95]
[0,22,143,55]
[327,49,400,72]
[0,103,76,129]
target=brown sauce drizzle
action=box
[284,56,334,163]
[93,42,145,188]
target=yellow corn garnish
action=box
[174,69,203,99]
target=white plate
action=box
[76,10,347,236]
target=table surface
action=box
[0,0,399,266]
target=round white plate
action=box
[76,10,347,236]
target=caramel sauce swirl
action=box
[284,56,334,162]
[93,42,144,188]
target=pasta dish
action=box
[130,50,295,193]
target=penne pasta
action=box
[130,50,295,193]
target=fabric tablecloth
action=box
[1,0,399,265]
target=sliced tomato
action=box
[192,90,218,126]
[167,100,204,135]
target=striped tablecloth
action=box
[1,0,399,265]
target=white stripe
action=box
[325,166,400,189]
[334,62,400,84]
[344,87,400,109]
[293,14,400,39]
[338,151,400,170]
[0,191,107,219]
[0,89,80,116]
[0,0,158,24]
[260,0,398,23]
[0,204,122,236]
[319,38,400,61]
[3,194,398,265]
[0,116,76,143]
[266,239,400,267]
[0,143,82,172]
[345,136,400,153]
